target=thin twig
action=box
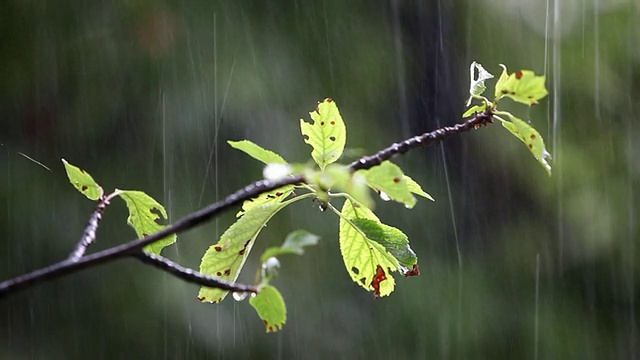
[0,111,492,299]
[133,252,257,293]
[68,194,113,262]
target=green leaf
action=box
[260,230,320,263]
[300,98,347,170]
[339,200,400,297]
[236,185,294,217]
[117,190,176,254]
[249,285,286,333]
[497,112,552,175]
[198,200,294,303]
[228,140,287,164]
[462,102,487,118]
[404,175,434,201]
[350,218,418,276]
[358,161,416,208]
[466,61,494,105]
[61,159,103,201]
[494,64,548,106]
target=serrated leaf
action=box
[228,140,287,164]
[404,175,434,201]
[494,64,548,106]
[249,285,286,333]
[61,159,103,200]
[260,230,320,263]
[497,112,552,175]
[300,98,346,170]
[117,190,176,254]
[198,201,291,303]
[466,61,494,105]
[358,161,416,208]
[339,200,399,297]
[236,185,294,217]
[462,102,487,118]
[350,218,418,275]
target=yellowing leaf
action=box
[358,161,416,208]
[227,140,287,164]
[404,175,434,201]
[117,190,176,255]
[497,112,552,175]
[198,201,292,303]
[62,159,103,201]
[494,64,548,106]
[249,285,286,333]
[350,218,418,276]
[236,185,294,217]
[339,200,399,297]
[300,98,346,170]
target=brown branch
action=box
[0,111,493,299]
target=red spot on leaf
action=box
[528,144,533,149]
[239,249,246,255]
[268,326,274,332]
[330,121,335,125]
[224,269,231,276]
[326,98,333,103]
[275,192,283,196]
[371,265,387,298]
[329,136,336,141]
[404,264,420,277]
[214,246,222,252]
[393,177,401,183]
[501,90,509,94]
[321,121,325,126]
[143,233,149,237]
[216,271,222,276]
[516,71,523,79]
[81,185,88,191]
[530,134,536,140]
[197,296,205,301]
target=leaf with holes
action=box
[260,230,320,263]
[350,218,418,276]
[236,185,294,218]
[300,98,346,170]
[404,174,434,201]
[62,159,103,201]
[198,200,294,304]
[117,190,176,255]
[250,285,286,333]
[339,200,400,297]
[494,64,548,106]
[497,112,552,175]
[358,161,416,208]
[228,140,287,165]
[466,61,494,105]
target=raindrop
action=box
[232,292,248,302]
[378,191,391,201]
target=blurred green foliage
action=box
[0,0,637,359]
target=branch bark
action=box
[0,111,493,299]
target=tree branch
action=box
[0,111,492,299]
[133,252,257,294]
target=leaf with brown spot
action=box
[61,159,103,201]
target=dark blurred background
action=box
[1,0,638,358]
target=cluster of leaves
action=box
[60,64,550,333]
[62,159,175,254]
[198,99,432,332]
[464,62,551,174]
